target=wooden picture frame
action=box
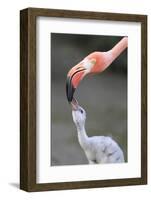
[20,7,147,192]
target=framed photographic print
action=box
[20,8,147,191]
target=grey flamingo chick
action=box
[71,98,125,164]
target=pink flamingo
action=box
[66,37,128,101]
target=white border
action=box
[36,17,141,183]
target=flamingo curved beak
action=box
[66,59,96,102]
[66,63,86,102]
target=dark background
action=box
[51,33,127,166]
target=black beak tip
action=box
[66,77,75,102]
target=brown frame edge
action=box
[20,7,147,192]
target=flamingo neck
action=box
[109,37,128,61]
[76,124,89,149]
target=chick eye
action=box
[80,109,83,114]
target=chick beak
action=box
[71,98,79,111]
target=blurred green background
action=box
[51,33,127,166]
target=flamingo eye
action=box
[79,109,83,114]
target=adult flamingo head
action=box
[66,51,113,102]
[66,37,128,102]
